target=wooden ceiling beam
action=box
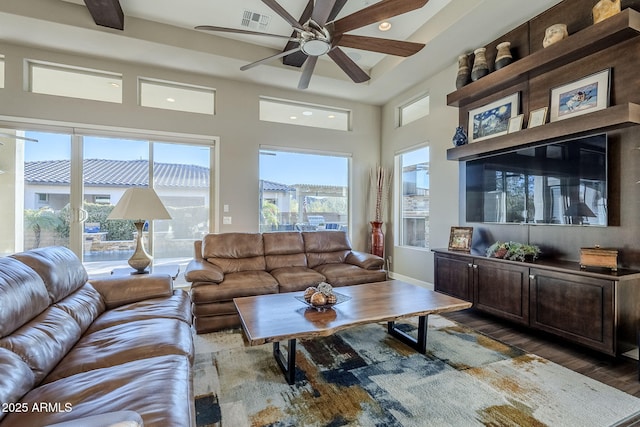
[83,0,124,30]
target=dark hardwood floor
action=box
[442,309,640,398]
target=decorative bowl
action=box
[295,291,351,311]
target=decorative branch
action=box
[369,165,392,223]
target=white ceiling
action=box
[0,0,562,105]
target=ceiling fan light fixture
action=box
[301,39,331,56]
[378,21,392,31]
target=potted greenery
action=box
[486,241,540,262]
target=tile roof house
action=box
[24,159,210,210]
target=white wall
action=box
[381,62,459,284]
[0,42,381,252]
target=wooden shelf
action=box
[447,103,640,161]
[447,8,640,108]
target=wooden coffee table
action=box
[233,280,472,384]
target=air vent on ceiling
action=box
[241,10,270,31]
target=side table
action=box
[111,264,180,281]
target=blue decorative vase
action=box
[452,126,468,146]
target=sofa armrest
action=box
[46,410,143,426]
[89,274,173,309]
[184,259,224,284]
[346,251,385,270]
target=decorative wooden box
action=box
[580,246,618,271]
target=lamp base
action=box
[129,220,152,273]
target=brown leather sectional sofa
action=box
[185,231,387,333]
[0,246,194,427]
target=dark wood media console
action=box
[433,249,640,356]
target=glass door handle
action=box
[78,208,88,223]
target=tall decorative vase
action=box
[455,54,471,89]
[470,47,489,81]
[370,221,384,258]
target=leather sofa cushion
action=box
[306,250,350,268]
[313,263,388,287]
[43,318,193,384]
[264,232,308,271]
[191,271,278,303]
[0,307,81,384]
[270,266,326,293]
[192,301,237,317]
[202,233,266,273]
[302,231,352,252]
[11,246,88,303]
[303,231,352,268]
[184,259,224,283]
[0,257,50,337]
[265,253,308,271]
[87,290,191,333]
[0,355,193,427]
[207,255,266,274]
[195,314,240,334]
[53,284,106,334]
[90,274,173,310]
[0,348,35,422]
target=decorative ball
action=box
[310,292,327,306]
[325,293,337,305]
[317,282,333,296]
[304,287,317,302]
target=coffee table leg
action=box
[273,339,297,385]
[387,315,428,354]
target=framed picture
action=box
[468,93,519,142]
[528,107,548,128]
[550,69,610,122]
[508,114,524,133]
[448,227,473,252]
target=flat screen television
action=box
[465,134,607,226]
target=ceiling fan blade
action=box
[327,0,348,22]
[195,25,298,40]
[311,0,337,27]
[240,47,302,71]
[327,48,370,83]
[337,34,424,57]
[83,0,124,30]
[298,56,318,89]
[282,0,314,67]
[262,0,305,30]
[332,0,429,35]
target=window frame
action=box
[258,146,352,235]
[394,144,430,249]
[398,93,430,127]
[26,60,123,103]
[259,97,351,131]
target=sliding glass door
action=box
[81,136,150,274]
[2,128,213,279]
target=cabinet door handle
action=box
[472,264,478,269]
[529,274,535,280]
[468,263,473,268]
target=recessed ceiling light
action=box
[166,97,176,103]
[290,116,297,120]
[328,114,336,119]
[378,21,391,31]
[109,82,120,88]
[302,111,313,116]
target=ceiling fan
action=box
[196,0,428,89]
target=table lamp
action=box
[107,187,172,273]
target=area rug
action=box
[193,315,640,427]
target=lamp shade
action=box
[107,187,172,221]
